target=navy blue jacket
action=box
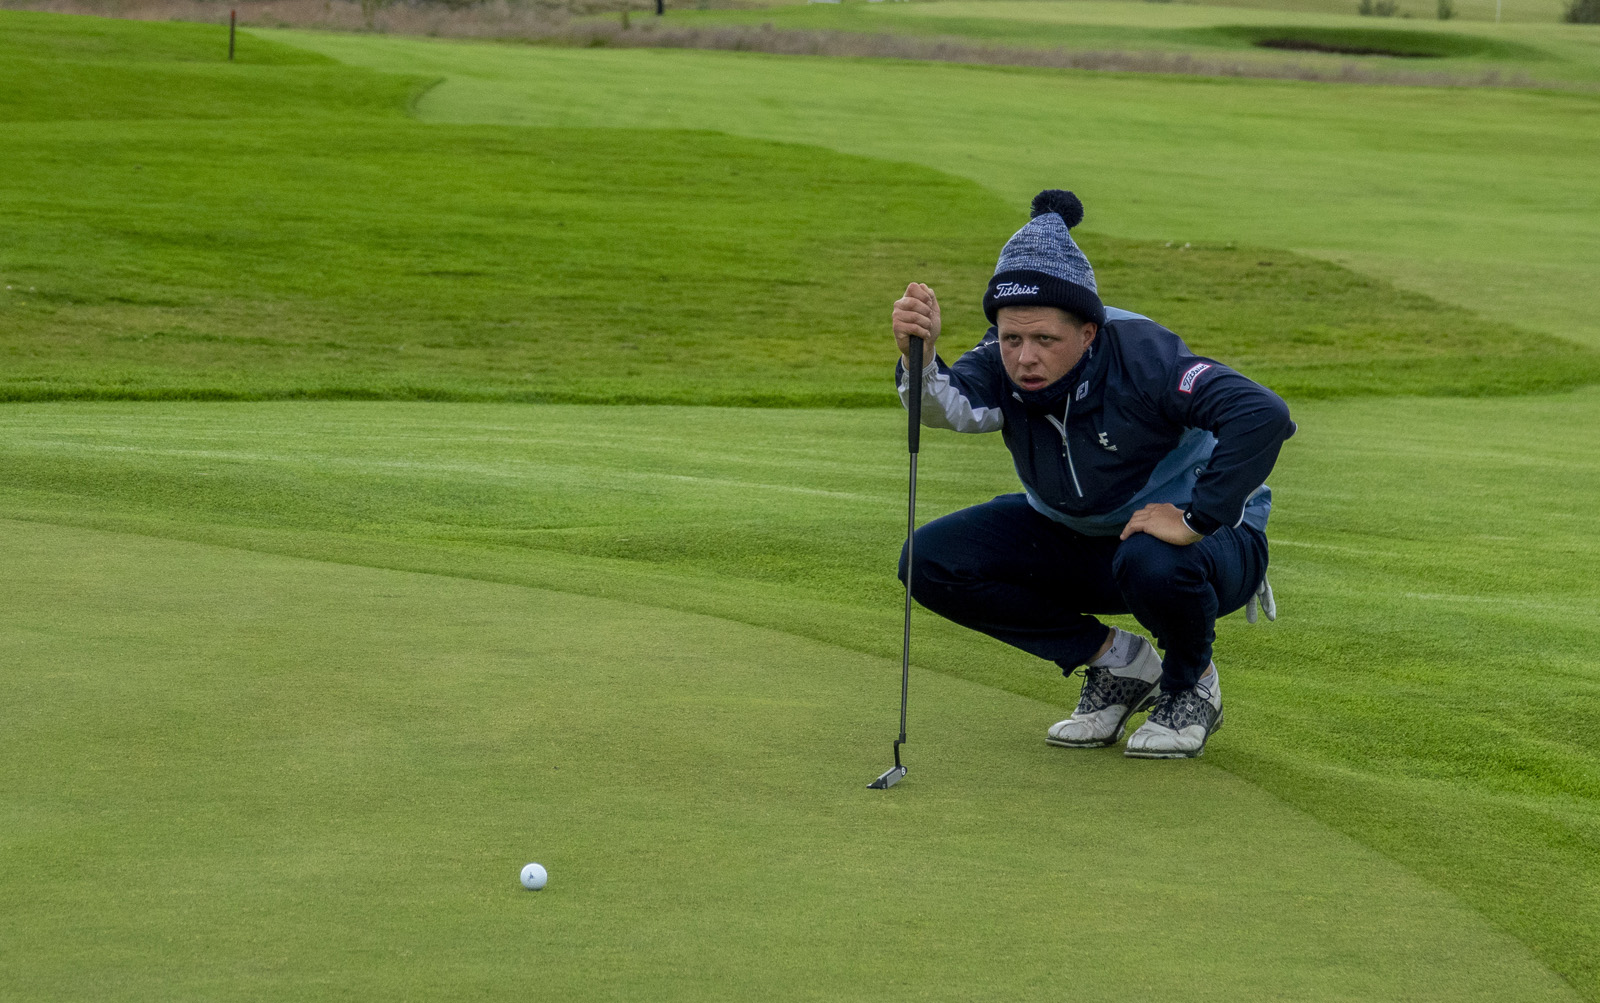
[896,307,1295,537]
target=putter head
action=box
[868,765,907,789]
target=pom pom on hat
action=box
[1029,190,1084,229]
[985,188,1103,325]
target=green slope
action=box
[0,517,1579,1001]
[0,396,1595,996]
[3,11,1595,403]
[0,10,418,121]
[0,118,1011,406]
[278,31,1600,351]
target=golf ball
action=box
[520,863,548,891]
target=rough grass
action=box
[4,10,1597,404]
[663,1,1558,61]
[641,1,1581,87]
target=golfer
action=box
[891,190,1294,758]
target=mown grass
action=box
[4,11,1600,998]
[0,397,1595,998]
[0,9,421,120]
[309,30,1600,351]
[2,509,1577,1002]
[0,118,1014,406]
[4,10,1597,403]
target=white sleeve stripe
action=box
[899,361,1003,434]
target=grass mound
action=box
[330,32,1600,351]
[0,10,418,122]
[5,10,1597,404]
[1,119,1012,407]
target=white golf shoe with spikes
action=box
[1125,665,1224,759]
[1046,634,1163,748]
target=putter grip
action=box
[907,335,923,454]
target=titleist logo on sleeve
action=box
[993,282,1041,298]
[1178,363,1212,393]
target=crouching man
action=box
[892,190,1294,758]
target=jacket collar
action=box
[1005,336,1107,415]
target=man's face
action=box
[997,306,1098,392]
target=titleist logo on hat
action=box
[993,282,1041,298]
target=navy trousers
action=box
[898,494,1268,691]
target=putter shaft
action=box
[870,335,922,789]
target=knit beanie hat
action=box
[982,190,1105,328]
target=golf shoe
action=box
[1124,665,1224,759]
[1046,633,1163,748]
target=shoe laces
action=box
[1070,665,1107,710]
[1148,683,1216,730]
[1072,664,1154,715]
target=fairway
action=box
[0,516,1580,1001]
[278,30,1600,350]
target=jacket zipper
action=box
[1044,405,1084,498]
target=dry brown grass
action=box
[3,0,1544,88]
[4,0,579,31]
[565,21,1539,86]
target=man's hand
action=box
[892,282,941,368]
[1120,503,1204,545]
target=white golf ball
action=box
[520,863,548,890]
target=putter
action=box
[869,334,923,790]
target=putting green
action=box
[0,518,1577,1000]
[2,396,1595,995]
